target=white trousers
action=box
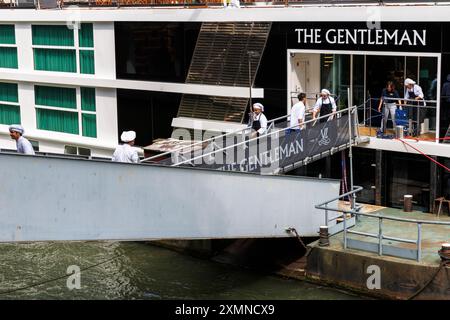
[381,103,397,132]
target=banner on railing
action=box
[162,112,356,174]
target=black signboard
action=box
[279,22,444,53]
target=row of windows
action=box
[0,24,94,74]
[0,82,97,138]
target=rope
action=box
[407,260,450,300]
[286,227,310,255]
[396,138,450,172]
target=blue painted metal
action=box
[347,238,419,261]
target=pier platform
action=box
[305,205,450,299]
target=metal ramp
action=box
[0,151,340,242]
[176,22,271,123]
[146,105,364,175]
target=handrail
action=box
[315,189,450,261]
[172,104,357,167]
[142,113,291,162]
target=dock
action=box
[304,206,450,300]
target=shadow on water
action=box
[0,240,366,300]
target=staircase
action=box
[176,22,271,124]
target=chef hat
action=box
[253,103,264,111]
[321,89,331,95]
[9,124,24,135]
[120,130,136,143]
[404,78,416,86]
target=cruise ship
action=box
[0,0,448,212]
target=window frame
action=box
[34,84,97,138]
[31,23,94,74]
[0,24,18,69]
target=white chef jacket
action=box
[289,101,306,129]
[313,97,337,113]
[112,144,139,163]
[251,112,268,135]
[16,136,35,155]
[405,84,424,100]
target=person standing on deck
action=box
[404,78,425,132]
[378,81,402,133]
[248,103,267,139]
[287,92,307,134]
[9,124,35,155]
[112,130,139,163]
[312,89,337,123]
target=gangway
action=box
[144,105,365,175]
[0,150,341,242]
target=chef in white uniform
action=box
[112,130,139,163]
[312,89,337,123]
[249,103,268,138]
[9,124,35,155]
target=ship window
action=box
[32,25,74,46]
[0,82,20,125]
[34,48,77,73]
[34,85,97,138]
[29,140,39,152]
[0,25,18,69]
[79,23,94,48]
[64,145,91,156]
[79,50,95,74]
[36,108,79,134]
[35,85,76,109]
[32,24,95,74]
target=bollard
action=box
[438,243,450,261]
[395,125,404,139]
[404,195,413,212]
[319,226,330,247]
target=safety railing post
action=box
[325,203,329,227]
[369,98,372,137]
[378,217,383,256]
[343,212,347,250]
[417,223,422,262]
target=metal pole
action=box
[369,93,372,136]
[347,88,355,210]
[417,223,422,261]
[325,203,329,227]
[343,212,347,249]
[378,217,383,256]
[248,53,253,114]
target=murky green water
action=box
[0,242,363,299]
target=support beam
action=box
[375,149,383,206]
[430,156,440,213]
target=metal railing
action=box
[141,113,291,163]
[358,97,438,137]
[172,104,358,168]
[315,188,450,261]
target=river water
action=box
[0,241,363,299]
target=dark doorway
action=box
[365,55,405,129]
[117,89,181,148]
[353,148,376,204]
